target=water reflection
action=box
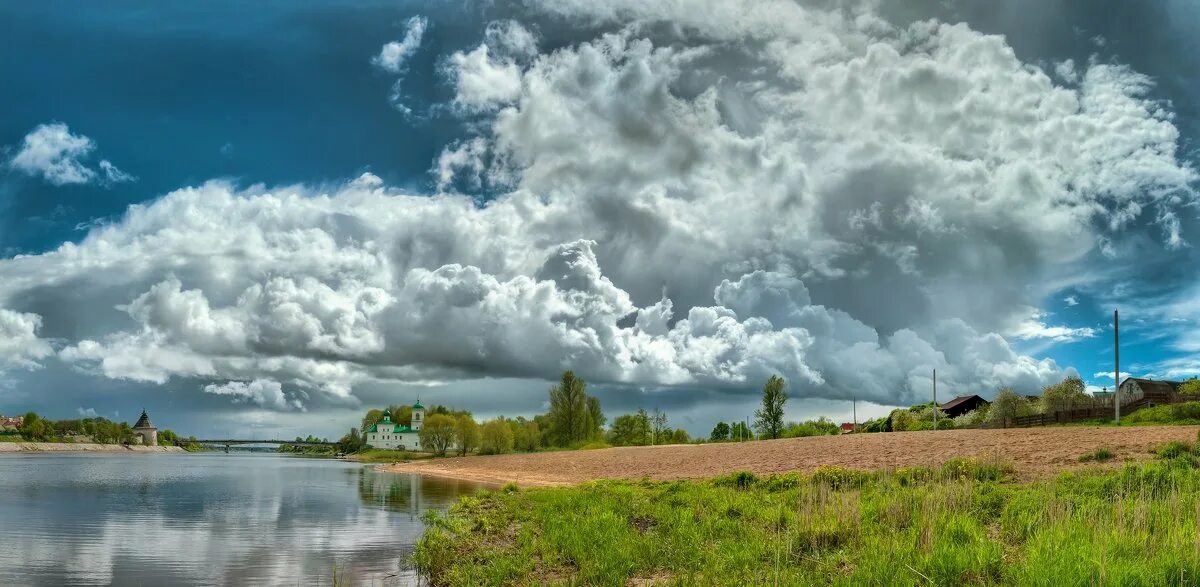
[358,469,487,515]
[0,453,486,586]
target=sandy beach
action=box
[0,442,187,453]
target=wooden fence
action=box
[996,394,1179,428]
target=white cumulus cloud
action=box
[371,16,428,73]
[1,1,1196,411]
[8,123,132,186]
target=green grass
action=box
[413,455,1200,586]
[1078,448,1114,462]
[1124,402,1200,426]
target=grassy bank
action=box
[414,450,1200,586]
[1124,401,1200,426]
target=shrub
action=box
[1078,448,1114,462]
[1155,441,1194,460]
[713,471,759,490]
[811,465,871,490]
[479,419,515,455]
[1126,401,1200,424]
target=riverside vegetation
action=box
[0,411,200,450]
[413,437,1200,586]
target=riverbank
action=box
[413,451,1200,585]
[382,425,1200,486]
[0,442,186,453]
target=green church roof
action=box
[412,401,424,409]
[365,423,416,434]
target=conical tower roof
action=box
[133,409,155,429]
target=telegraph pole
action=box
[852,396,857,432]
[932,368,938,428]
[1114,309,1120,424]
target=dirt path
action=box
[380,426,1200,486]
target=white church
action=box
[364,401,424,450]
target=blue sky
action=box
[1,0,1197,438]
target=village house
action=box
[0,415,23,430]
[939,395,990,418]
[840,422,856,433]
[364,401,425,450]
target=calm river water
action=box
[0,452,486,586]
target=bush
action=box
[1078,448,1114,462]
[712,471,758,490]
[1155,441,1194,460]
[1126,402,1200,425]
[953,407,989,428]
[781,417,840,438]
[811,465,871,490]
[479,419,515,455]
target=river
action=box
[0,452,486,586]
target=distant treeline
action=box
[0,411,196,448]
[333,371,840,457]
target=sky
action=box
[1,0,1198,439]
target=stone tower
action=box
[132,409,158,446]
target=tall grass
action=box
[413,455,1200,586]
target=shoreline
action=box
[380,425,1200,487]
[0,442,186,453]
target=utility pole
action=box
[852,396,857,432]
[933,368,938,428]
[1114,309,1120,424]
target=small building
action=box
[0,415,23,430]
[840,422,856,433]
[1119,377,1183,406]
[939,395,990,418]
[364,402,425,450]
[132,410,158,446]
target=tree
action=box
[1041,375,1087,413]
[710,421,731,441]
[586,396,606,440]
[650,409,669,445]
[337,427,364,453]
[987,388,1032,427]
[480,419,515,455]
[453,415,480,456]
[510,417,541,452]
[19,412,55,442]
[730,421,753,441]
[158,429,179,446]
[754,375,788,439]
[419,414,457,456]
[782,418,840,438]
[670,428,690,444]
[1179,378,1200,398]
[607,411,652,446]
[361,409,384,434]
[548,371,596,446]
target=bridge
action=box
[183,439,338,452]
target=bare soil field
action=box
[382,425,1200,486]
